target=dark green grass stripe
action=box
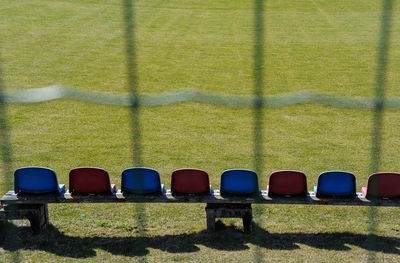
[367,0,393,262]
[7,86,400,109]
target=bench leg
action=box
[3,204,49,234]
[42,204,49,228]
[242,211,252,233]
[28,204,49,234]
[206,203,252,232]
[28,214,41,234]
[0,207,5,223]
[206,209,216,232]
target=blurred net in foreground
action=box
[367,0,393,262]
[0,0,395,262]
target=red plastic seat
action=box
[171,168,210,195]
[69,167,116,194]
[362,172,400,199]
[267,170,307,197]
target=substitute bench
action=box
[2,189,400,234]
[1,167,400,234]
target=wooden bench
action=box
[2,189,400,234]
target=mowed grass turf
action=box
[1,0,400,262]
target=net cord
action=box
[252,0,265,262]
[122,0,148,261]
[367,0,393,262]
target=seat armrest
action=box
[58,184,66,193]
[110,184,116,193]
[361,187,367,197]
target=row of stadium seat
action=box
[13,167,400,200]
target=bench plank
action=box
[2,190,400,206]
[2,190,400,234]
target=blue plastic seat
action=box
[14,167,65,194]
[314,171,356,198]
[220,169,259,195]
[121,167,163,194]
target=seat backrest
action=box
[220,169,258,195]
[268,170,307,197]
[365,172,400,199]
[315,171,356,198]
[171,168,210,194]
[121,167,162,194]
[14,167,60,194]
[69,167,112,194]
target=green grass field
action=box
[1,0,400,262]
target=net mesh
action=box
[122,0,148,262]
[0,0,395,262]
[367,1,393,262]
[0,40,21,263]
[252,0,265,262]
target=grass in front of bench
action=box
[1,0,400,262]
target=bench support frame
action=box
[0,204,49,234]
[2,190,400,234]
[205,203,252,233]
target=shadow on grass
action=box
[1,221,400,258]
